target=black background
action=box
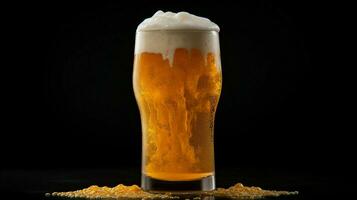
[2,0,354,195]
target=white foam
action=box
[137,10,220,32]
[135,11,221,67]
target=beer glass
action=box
[133,30,222,191]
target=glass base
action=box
[141,174,215,192]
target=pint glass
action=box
[133,29,222,191]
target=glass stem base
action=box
[141,174,215,192]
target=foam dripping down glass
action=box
[133,11,222,191]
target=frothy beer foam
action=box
[137,10,220,32]
[135,11,220,66]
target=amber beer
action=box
[133,19,221,191]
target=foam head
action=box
[135,11,221,66]
[137,10,220,32]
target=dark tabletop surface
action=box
[1,167,352,200]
